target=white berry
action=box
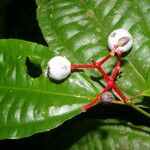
[47,56,71,80]
[108,28,133,52]
[101,91,114,103]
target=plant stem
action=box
[111,100,124,105]
[126,101,150,118]
[111,57,121,80]
[72,46,129,110]
[82,94,101,112]
[112,100,150,118]
[96,65,128,102]
[71,64,95,69]
[97,54,112,66]
[82,84,112,112]
[112,84,128,102]
[129,93,143,101]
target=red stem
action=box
[110,53,128,102]
[96,66,110,82]
[97,67,128,102]
[71,48,128,111]
[97,54,112,66]
[82,94,101,112]
[72,45,119,70]
[82,83,111,112]
[96,45,120,66]
[96,56,128,102]
[111,55,121,80]
[111,84,128,102]
[111,60,121,80]
[82,59,127,112]
[71,64,95,69]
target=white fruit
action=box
[108,28,133,52]
[47,56,71,80]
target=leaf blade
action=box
[0,39,97,139]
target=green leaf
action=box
[36,0,150,105]
[142,69,150,96]
[43,119,150,150]
[0,39,98,139]
[142,90,150,97]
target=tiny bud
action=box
[108,28,133,53]
[101,91,114,103]
[47,56,71,81]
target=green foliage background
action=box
[0,0,150,149]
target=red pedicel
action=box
[71,45,128,112]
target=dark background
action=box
[0,0,46,44]
[0,0,150,149]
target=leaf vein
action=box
[126,58,146,82]
[0,86,94,100]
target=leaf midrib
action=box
[0,86,94,99]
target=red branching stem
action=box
[110,44,120,56]
[96,66,110,82]
[102,83,112,92]
[82,84,111,112]
[71,46,128,111]
[82,57,127,112]
[110,52,128,102]
[82,94,101,112]
[96,55,128,102]
[71,64,95,69]
[111,84,128,102]
[97,54,112,66]
[97,45,119,66]
[111,58,121,80]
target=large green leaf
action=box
[41,119,150,150]
[36,0,150,104]
[0,39,98,139]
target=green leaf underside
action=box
[43,119,150,150]
[0,39,98,139]
[36,0,150,102]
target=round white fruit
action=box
[47,56,71,80]
[108,28,133,52]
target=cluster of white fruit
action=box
[47,28,133,103]
[47,28,133,81]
